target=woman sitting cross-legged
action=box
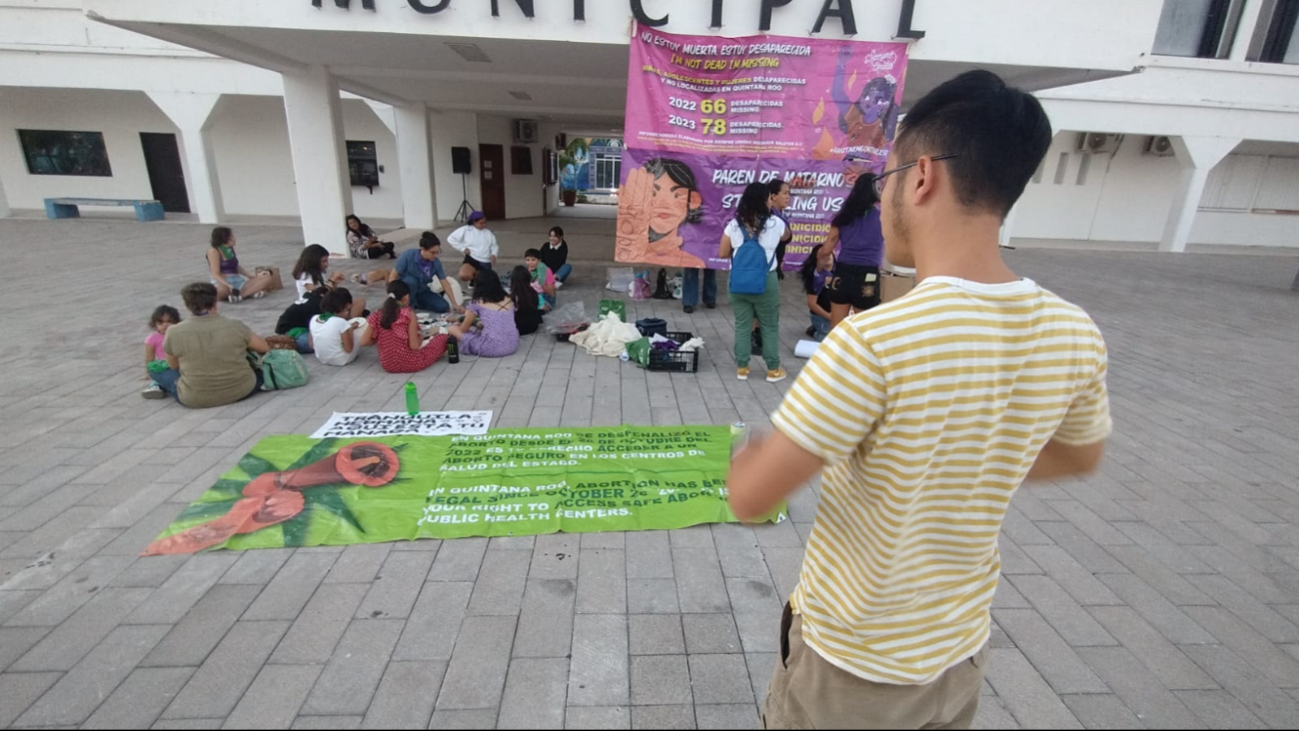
[509,265,543,336]
[294,244,368,319]
[346,214,396,260]
[206,226,273,303]
[394,232,464,314]
[275,286,357,354]
[447,269,519,358]
[361,281,448,373]
[150,282,270,407]
[539,226,572,286]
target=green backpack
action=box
[259,349,310,390]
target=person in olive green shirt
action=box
[153,282,270,408]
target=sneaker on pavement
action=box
[142,382,165,399]
[251,291,265,299]
[705,301,717,309]
[555,280,564,290]
[805,326,817,337]
[766,368,788,383]
[737,367,750,381]
[683,305,695,314]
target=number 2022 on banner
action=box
[669,97,729,136]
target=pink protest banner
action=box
[616,27,909,271]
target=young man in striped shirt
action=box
[728,70,1112,729]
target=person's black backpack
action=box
[652,267,673,300]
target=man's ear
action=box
[912,157,940,204]
[689,191,703,211]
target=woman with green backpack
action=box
[720,182,787,383]
[150,282,271,407]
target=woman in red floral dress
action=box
[362,281,447,373]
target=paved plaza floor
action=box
[1,217,1298,729]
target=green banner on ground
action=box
[146,426,781,554]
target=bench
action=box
[44,197,165,222]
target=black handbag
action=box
[651,268,674,299]
[635,317,669,339]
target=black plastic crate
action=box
[648,331,698,373]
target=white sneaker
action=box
[555,281,564,290]
[142,382,165,399]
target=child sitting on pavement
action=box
[142,305,182,399]
[309,289,369,366]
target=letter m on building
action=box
[312,0,377,9]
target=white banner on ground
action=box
[310,411,493,439]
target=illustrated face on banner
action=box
[616,29,909,271]
[617,158,706,268]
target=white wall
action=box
[208,95,297,217]
[0,87,172,210]
[84,0,1161,72]
[476,115,544,220]
[1016,133,1299,247]
[340,98,402,222]
[430,110,480,227]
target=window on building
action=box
[1152,0,1241,58]
[593,153,621,190]
[1261,0,1299,63]
[18,130,112,176]
[511,146,533,175]
[347,140,379,188]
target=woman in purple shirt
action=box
[823,174,885,328]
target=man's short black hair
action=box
[524,248,542,260]
[894,70,1051,218]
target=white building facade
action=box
[0,0,1296,254]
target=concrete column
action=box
[1160,136,1240,253]
[146,92,225,223]
[364,100,398,136]
[394,102,437,230]
[1230,0,1267,61]
[282,65,351,256]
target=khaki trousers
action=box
[762,604,988,730]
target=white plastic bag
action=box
[606,267,635,293]
[545,301,588,334]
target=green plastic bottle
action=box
[405,382,419,416]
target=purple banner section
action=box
[616,27,908,271]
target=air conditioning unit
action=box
[1143,135,1175,157]
[1076,132,1121,155]
[513,119,539,144]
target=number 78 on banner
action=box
[700,99,727,136]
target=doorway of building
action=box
[478,143,506,220]
[139,132,191,213]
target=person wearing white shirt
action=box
[719,181,787,383]
[447,211,499,285]
[309,289,368,366]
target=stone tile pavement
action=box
[1,217,1298,729]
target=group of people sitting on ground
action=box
[143,215,574,406]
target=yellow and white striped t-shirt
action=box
[772,276,1111,685]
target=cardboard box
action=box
[881,270,915,303]
[256,266,284,292]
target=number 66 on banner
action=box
[701,99,727,114]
